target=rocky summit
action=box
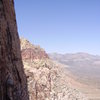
[20,38,88,100]
[20,38,49,60]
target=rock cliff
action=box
[21,38,88,100]
[0,0,29,100]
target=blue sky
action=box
[15,0,100,55]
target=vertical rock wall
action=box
[0,0,29,100]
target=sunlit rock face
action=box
[21,38,88,100]
[20,38,49,61]
[0,0,29,100]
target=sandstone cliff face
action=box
[0,0,29,100]
[21,38,88,100]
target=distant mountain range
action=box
[49,52,100,78]
[49,52,100,67]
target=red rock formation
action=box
[0,0,29,100]
[20,38,49,61]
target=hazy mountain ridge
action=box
[20,38,88,100]
[49,52,100,63]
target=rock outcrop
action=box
[20,38,49,61]
[21,38,88,100]
[0,0,29,100]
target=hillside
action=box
[20,38,88,100]
[49,53,100,100]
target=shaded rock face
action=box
[21,38,88,100]
[0,0,29,100]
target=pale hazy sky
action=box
[15,0,100,55]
